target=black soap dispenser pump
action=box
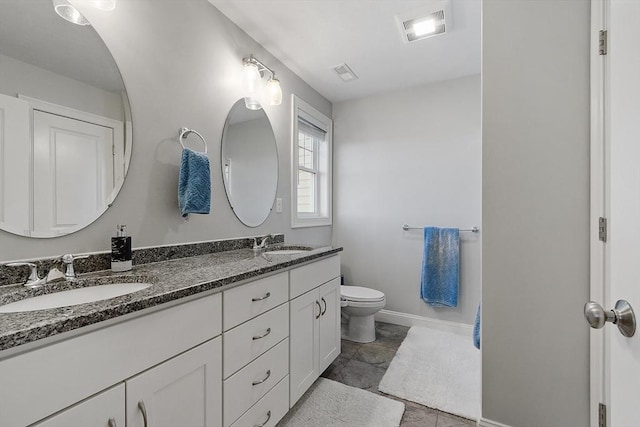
[111,224,132,272]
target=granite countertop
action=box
[0,245,342,353]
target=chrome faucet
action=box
[61,254,89,279]
[252,235,272,253]
[259,235,272,249]
[6,262,47,288]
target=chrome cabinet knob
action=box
[584,300,636,337]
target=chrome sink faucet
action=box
[252,235,272,253]
[6,262,47,288]
[61,254,89,279]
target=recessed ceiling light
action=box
[412,19,436,37]
[331,63,358,82]
[396,1,452,43]
[402,11,445,42]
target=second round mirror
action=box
[221,99,278,227]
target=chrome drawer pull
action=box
[252,292,271,302]
[138,401,148,427]
[254,410,272,427]
[321,297,327,316]
[108,418,117,427]
[252,369,271,386]
[252,327,272,340]
[315,300,322,319]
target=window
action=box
[291,95,332,227]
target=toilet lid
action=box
[340,286,385,302]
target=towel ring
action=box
[179,127,207,154]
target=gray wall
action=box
[0,0,332,262]
[482,0,590,426]
[333,75,481,325]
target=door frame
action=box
[589,0,608,425]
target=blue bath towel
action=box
[473,304,481,349]
[420,227,459,307]
[178,148,211,217]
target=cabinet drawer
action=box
[290,255,340,299]
[223,302,289,378]
[0,293,222,427]
[223,338,289,427]
[32,384,125,427]
[229,376,289,427]
[223,272,288,331]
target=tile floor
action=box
[320,322,475,427]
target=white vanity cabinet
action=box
[289,256,341,407]
[0,252,341,427]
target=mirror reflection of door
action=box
[32,110,114,236]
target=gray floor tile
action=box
[333,358,387,392]
[399,400,439,427]
[353,342,398,368]
[436,412,475,427]
[320,354,350,380]
[340,339,361,359]
[374,321,410,348]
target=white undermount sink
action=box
[0,282,152,313]
[263,249,309,255]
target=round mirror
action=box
[0,0,131,238]
[221,99,278,227]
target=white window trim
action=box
[291,95,332,228]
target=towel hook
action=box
[178,127,207,154]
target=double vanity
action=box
[0,242,342,427]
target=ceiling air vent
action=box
[331,63,358,82]
[396,0,452,43]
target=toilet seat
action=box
[340,286,385,303]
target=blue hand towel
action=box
[420,227,460,307]
[473,304,481,349]
[178,148,211,217]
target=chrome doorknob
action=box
[584,300,636,337]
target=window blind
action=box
[298,117,326,140]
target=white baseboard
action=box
[375,309,473,337]
[477,418,512,427]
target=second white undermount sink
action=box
[263,249,309,255]
[0,282,152,313]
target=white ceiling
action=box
[208,0,481,103]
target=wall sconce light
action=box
[53,0,117,26]
[242,55,283,110]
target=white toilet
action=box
[340,285,386,343]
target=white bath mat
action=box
[378,326,480,420]
[278,378,405,427]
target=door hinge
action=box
[599,403,607,427]
[599,30,608,55]
[599,217,607,242]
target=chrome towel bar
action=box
[402,224,480,233]
[178,127,207,154]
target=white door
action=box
[589,1,640,425]
[318,278,341,373]
[32,110,114,236]
[32,384,124,427]
[607,0,640,424]
[126,337,222,427]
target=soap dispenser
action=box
[111,224,132,272]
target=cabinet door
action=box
[289,289,320,407]
[32,384,124,427]
[126,337,222,427]
[318,278,341,373]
